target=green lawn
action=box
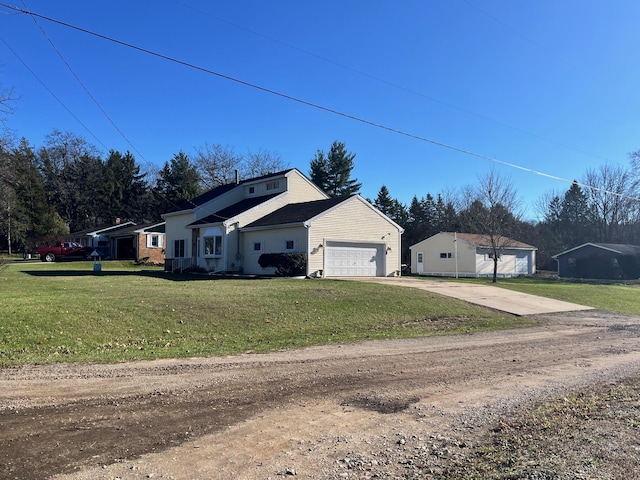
[0,261,529,366]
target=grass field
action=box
[0,261,529,366]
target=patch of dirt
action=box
[1,309,640,479]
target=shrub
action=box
[258,253,307,277]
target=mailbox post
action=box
[90,250,102,272]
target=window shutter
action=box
[146,235,152,248]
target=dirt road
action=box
[1,310,640,479]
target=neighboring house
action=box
[66,220,166,263]
[67,220,136,252]
[161,168,404,277]
[553,243,640,279]
[409,232,536,277]
[106,222,166,264]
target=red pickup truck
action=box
[36,242,93,262]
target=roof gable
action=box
[187,194,280,226]
[412,232,535,250]
[553,242,640,258]
[69,221,136,237]
[165,168,317,215]
[242,196,349,229]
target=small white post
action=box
[454,232,458,279]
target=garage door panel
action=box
[325,242,383,277]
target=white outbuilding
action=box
[409,232,536,278]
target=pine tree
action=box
[309,141,361,197]
[155,151,201,211]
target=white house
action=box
[162,169,404,277]
[409,232,536,277]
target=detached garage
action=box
[410,232,536,278]
[241,195,403,277]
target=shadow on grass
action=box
[21,270,273,282]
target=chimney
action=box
[115,217,121,225]
[235,170,239,184]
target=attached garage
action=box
[241,195,403,277]
[324,241,385,277]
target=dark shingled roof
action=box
[168,183,238,213]
[243,196,350,229]
[587,243,640,256]
[187,194,280,226]
[167,169,297,213]
[553,242,640,258]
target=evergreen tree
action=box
[37,130,104,231]
[309,141,361,197]
[374,185,395,215]
[155,151,201,211]
[559,181,593,248]
[102,150,151,222]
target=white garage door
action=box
[325,242,384,277]
[515,252,529,275]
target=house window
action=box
[204,235,223,256]
[248,186,256,195]
[174,239,185,258]
[251,241,263,253]
[147,235,162,248]
[266,180,280,191]
[487,252,501,261]
[568,258,576,270]
[439,252,452,259]
[283,239,296,252]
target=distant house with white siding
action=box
[409,232,536,278]
[162,169,403,277]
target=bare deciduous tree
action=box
[461,169,522,283]
[193,144,288,189]
[583,163,633,243]
[244,149,286,179]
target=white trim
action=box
[282,238,297,252]
[250,240,264,254]
[303,195,404,233]
[552,242,624,258]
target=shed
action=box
[409,232,536,277]
[552,243,640,279]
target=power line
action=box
[1,3,637,203]
[0,35,108,150]
[18,0,151,167]
[169,0,613,164]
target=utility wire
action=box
[0,34,108,150]
[170,0,612,164]
[18,0,151,167]
[1,3,637,203]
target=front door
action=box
[416,252,424,274]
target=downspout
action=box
[305,223,311,277]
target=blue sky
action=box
[1,1,639,220]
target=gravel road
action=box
[1,309,639,479]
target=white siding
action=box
[308,197,401,277]
[410,233,536,277]
[242,226,308,275]
[164,213,193,258]
[410,233,475,276]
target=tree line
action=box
[1,131,639,271]
[0,130,288,252]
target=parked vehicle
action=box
[35,242,95,262]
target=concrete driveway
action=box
[348,277,594,316]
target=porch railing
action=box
[164,257,195,273]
